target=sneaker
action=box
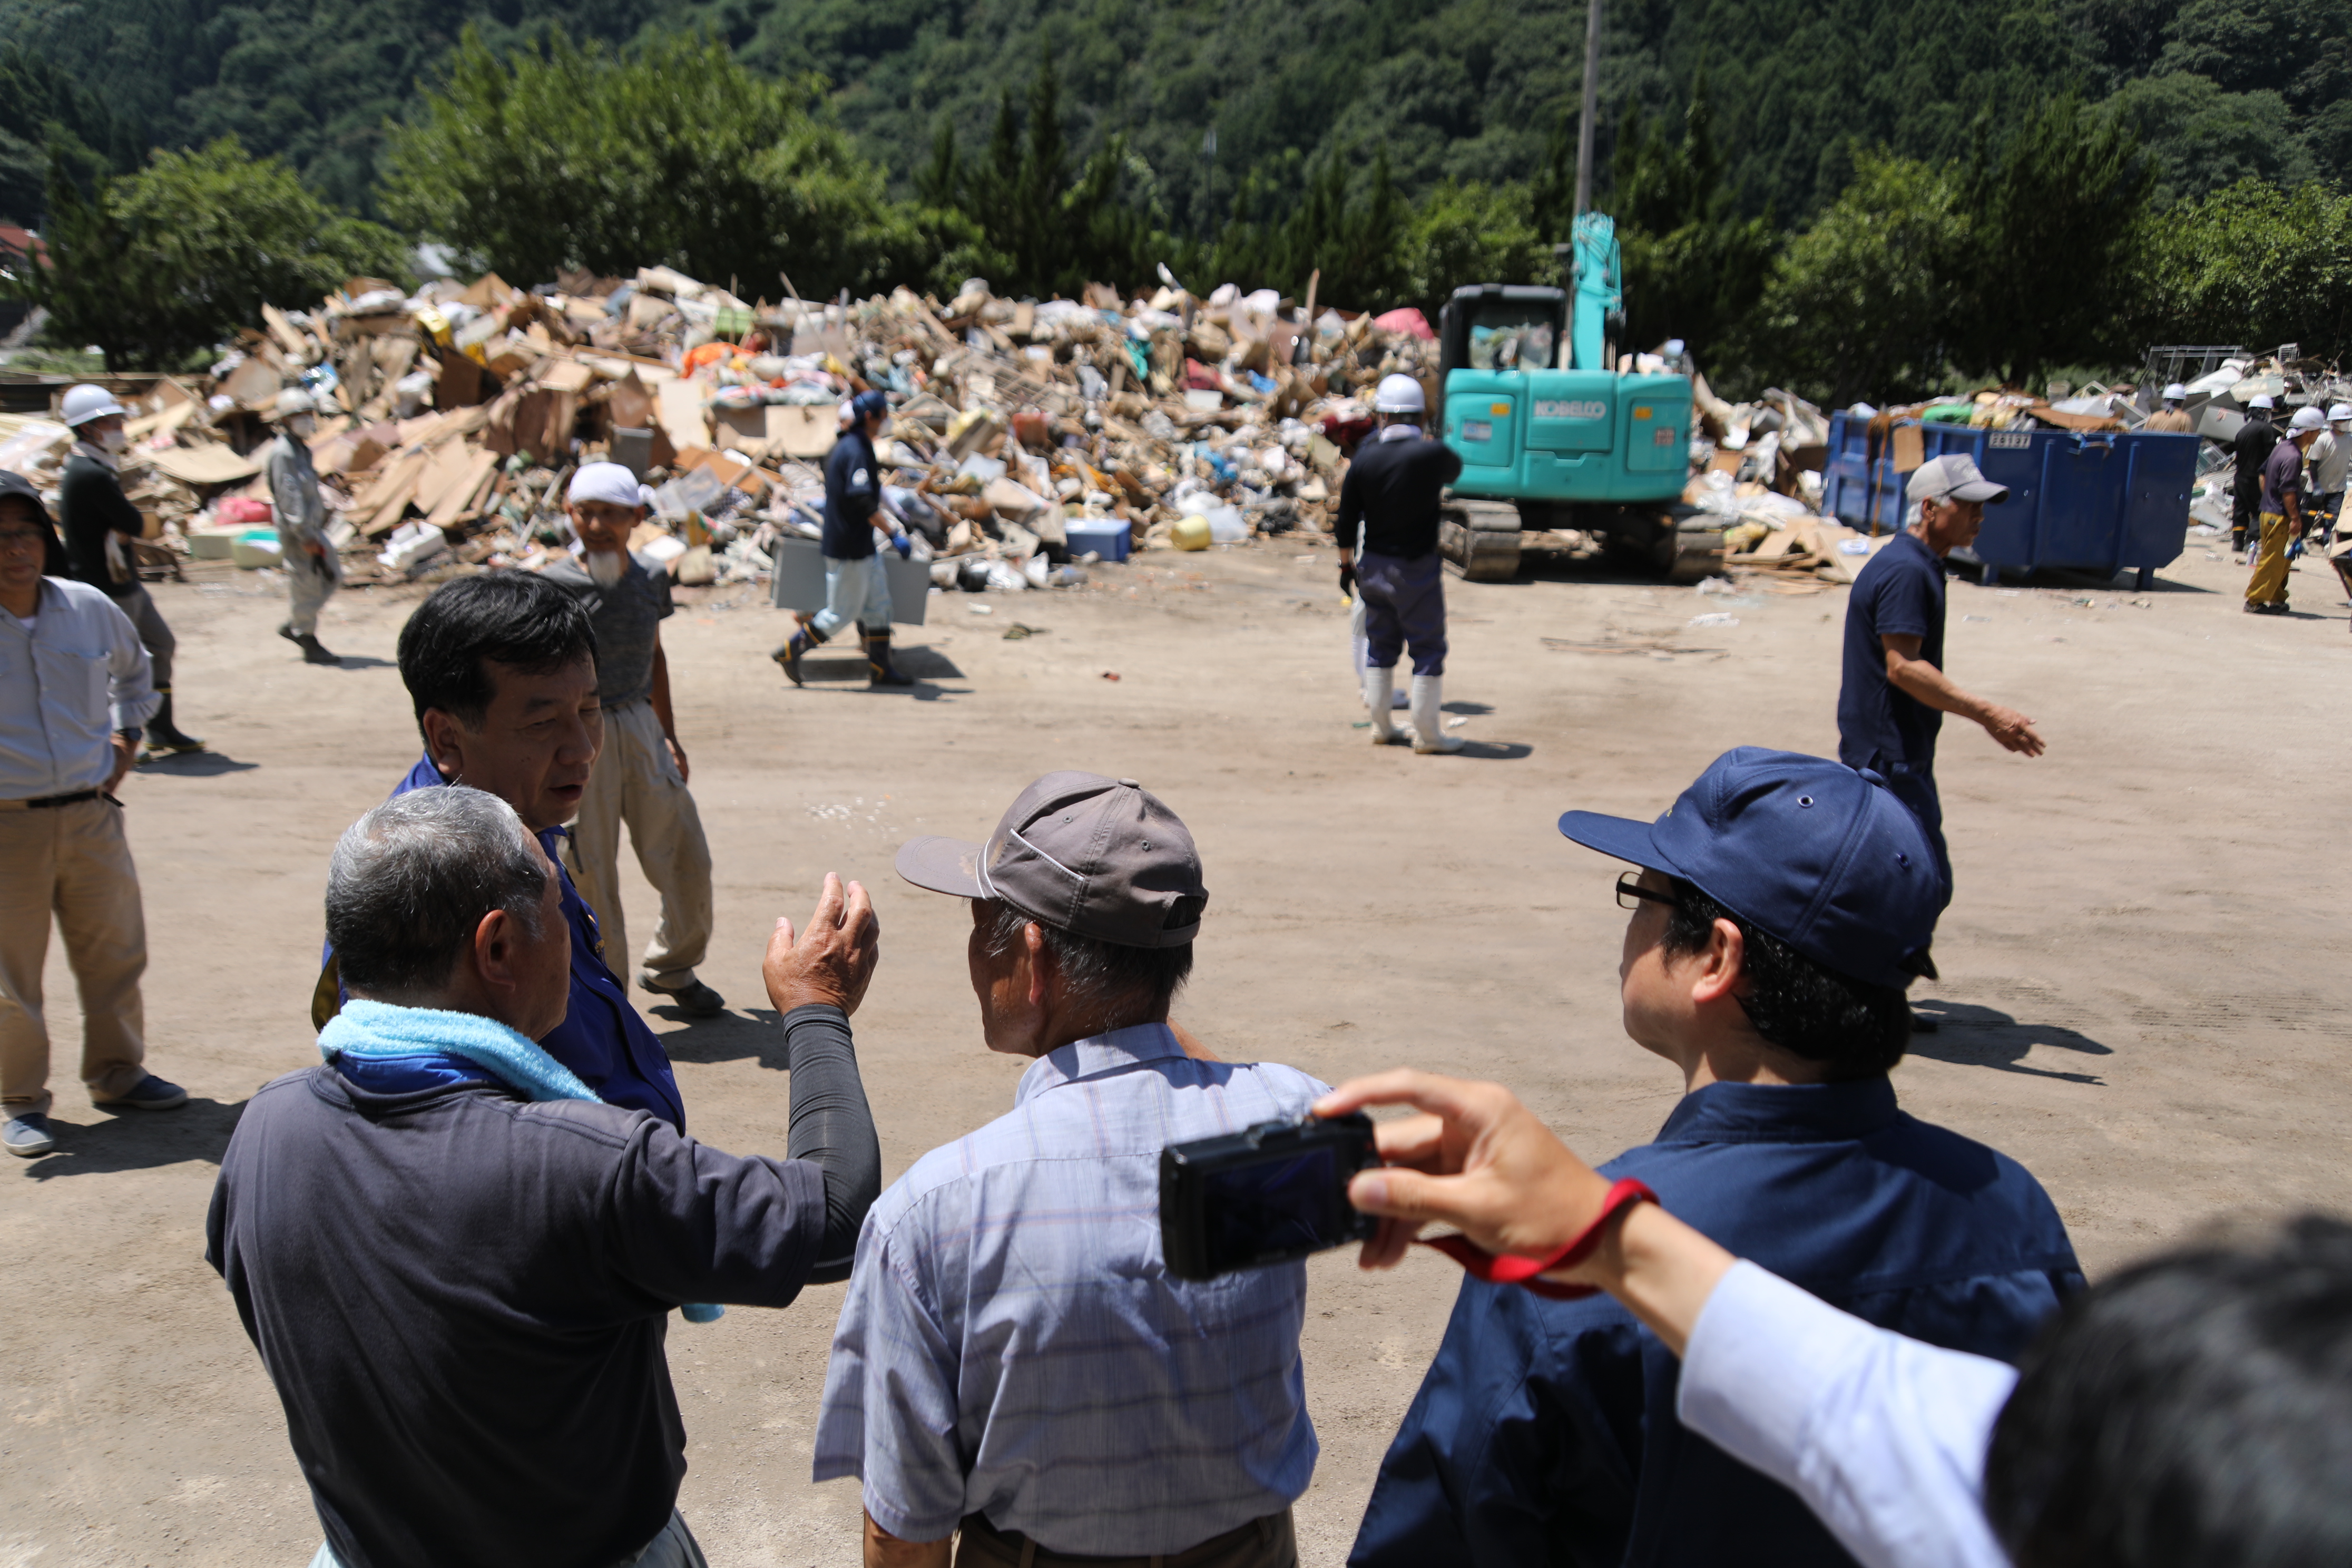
[94,1074,188,1111]
[4,1113,55,1158]
[642,975,726,1017]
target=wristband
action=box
[1417,1178,1658,1301]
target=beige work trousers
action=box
[2247,511,2293,606]
[0,796,149,1115]
[563,699,713,985]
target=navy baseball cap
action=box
[851,389,890,422]
[1558,747,1947,989]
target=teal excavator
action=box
[1434,213,1714,581]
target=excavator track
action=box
[1439,500,1525,581]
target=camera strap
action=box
[1419,1177,1659,1301]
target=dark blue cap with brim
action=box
[1559,746,1947,989]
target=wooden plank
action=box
[426,449,499,530]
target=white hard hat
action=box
[1373,373,1425,414]
[60,383,126,426]
[2248,393,2276,410]
[2291,405,2327,432]
[2161,383,2187,401]
[2330,404,2352,424]
[273,387,315,419]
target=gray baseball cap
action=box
[896,771,1207,948]
[1906,453,2010,505]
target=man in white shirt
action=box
[0,471,185,1158]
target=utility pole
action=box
[1201,126,1218,242]
[1573,0,1602,217]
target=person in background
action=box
[771,388,915,689]
[55,383,205,755]
[2230,393,2280,556]
[2246,407,2323,615]
[818,772,1326,1568]
[2141,384,2193,434]
[2304,402,2349,544]
[0,471,184,1159]
[266,388,341,666]
[316,571,690,1127]
[543,463,723,1018]
[1351,748,2078,1568]
[1335,373,1465,754]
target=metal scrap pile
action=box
[51,266,1445,593]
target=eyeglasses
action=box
[0,530,45,553]
[1616,872,1680,912]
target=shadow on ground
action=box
[1907,999,2113,1084]
[18,1096,244,1180]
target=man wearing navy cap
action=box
[1837,454,2044,953]
[1351,747,2079,1568]
[772,388,915,689]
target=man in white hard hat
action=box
[2144,384,2193,434]
[2231,393,2281,556]
[56,383,204,754]
[542,463,724,1017]
[2247,406,2325,613]
[1335,373,1467,754]
[266,388,340,665]
[2305,402,2350,545]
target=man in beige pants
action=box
[542,464,722,1016]
[0,471,186,1158]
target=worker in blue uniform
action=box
[1349,747,2080,1568]
[313,572,686,1128]
[772,388,914,690]
[1336,374,1465,754]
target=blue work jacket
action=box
[316,755,687,1129]
[1350,1077,2081,1568]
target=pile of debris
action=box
[28,264,1454,595]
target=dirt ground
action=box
[5,526,2349,1567]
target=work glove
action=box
[1338,561,1357,599]
[891,532,913,560]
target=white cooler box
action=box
[769,534,928,626]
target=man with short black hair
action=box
[1350,747,2080,1568]
[316,570,686,1125]
[214,786,883,1568]
[816,771,1326,1567]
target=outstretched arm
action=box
[1881,634,2044,756]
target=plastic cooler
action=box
[1820,413,2202,588]
[1064,517,1131,562]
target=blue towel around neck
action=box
[319,997,723,1324]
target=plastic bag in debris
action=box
[394,370,436,419]
[986,559,1031,592]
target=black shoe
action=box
[865,632,916,688]
[277,623,299,645]
[770,623,821,687]
[641,975,726,1017]
[144,691,205,755]
[94,1074,188,1111]
[298,634,341,665]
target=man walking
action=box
[543,463,722,1017]
[817,772,1327,1566]
[2142,383,2193,434]
[1336,373,1465,754]
[317,571,688,1125]
[213,787,883,1568]
[772,388,915,689]
[1350,747,2080,1567]
[0,471,185,1158]
[266,388,341,665]
[2247,406,2325,614]
[1836,454,2044,931]
[2306,403,2349,543]
[2232,393,2281,556]
[56,383,204,754]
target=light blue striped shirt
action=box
[812,1023,1329,1555]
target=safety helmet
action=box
[2160,383,2187,402]
[273,387,315,419]
[2328,402,2352,424]
[2290,405,2327,432]
[60,383,126,426]
[2248,393,2276,410]
[1373,373,1425,414]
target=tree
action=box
[8,137,405,370]
[1399,181,1549,317]
[2142,178,2352,360]
[1605,79,1776,376]
[380,27,913,299]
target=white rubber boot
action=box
[1411,674,1464,753]
[1365,666,1403,743]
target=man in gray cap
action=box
[1838,455,2044,995]
[815,771,1326,1568]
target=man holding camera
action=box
[1349,749,2080,1568]
[815,771,1327,1567]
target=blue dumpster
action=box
[1821,413,2203,588]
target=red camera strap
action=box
[1417,1178,1659,1301]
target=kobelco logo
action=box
[1533,400,1608,420]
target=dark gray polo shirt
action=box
[542,552,674,705]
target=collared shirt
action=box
[1838,530,1947,768]
[1350,1078,2076,1568]
[2262,437,2305,515]
[813,1023,1330,1555]
[266,433,327,545]
[2315,428,2351,494]
[0,575,155,800]
[1680,1261,2014,1568]
[540,552,674,707]
[319,755,686,1127]
[58,445,141,599]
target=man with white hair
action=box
[542,463,722,1016]
[2231,392,2281,555]
[1335,373,1465,754]
[266,387,340,665]
[2142,383,2193,434]
[1837,455,2045,981]
[2247,406,2325,614]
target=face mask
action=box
[97,428,126,454]
[288,415,316,438]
